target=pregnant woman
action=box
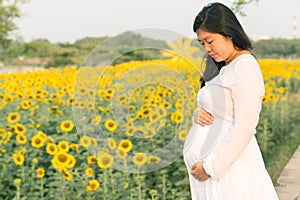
[183,2,279,200]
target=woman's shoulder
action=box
[230,54,260,72]
[231,54,264,85]
[232,54,257,65]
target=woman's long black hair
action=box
[193,2,252,87]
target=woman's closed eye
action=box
[198,40,214,46]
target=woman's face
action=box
[196,28,236,64]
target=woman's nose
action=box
[204,44,211,53]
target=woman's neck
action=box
[225,50,250,65]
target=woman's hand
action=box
[191,161,210,182]
[194,108,213,126]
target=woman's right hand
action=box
[194,108,213,126]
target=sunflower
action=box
[133,153,147,166]
[14,123,26,135]
[18,148,26,156]
[277,86,285,94]
[32,158,38,164]
[60,120,74,132]
[91,115,102,126]
[104,119,118,132]
[30,105,39,115]
[90,137,97,146]
[87,155,98,164]
[118,139,133,153]
[58,140,69,152]
[65,154,76,169]
[70,143,79,153]
[7,112,20,123]
[37,131,47,143]
[16,134,27,145]
[36,168,45,178]
[13,154,24,165]
[61,168,73,181]
[149,111,159,123]
[125,126,137,137]
[80,136,91,147]
[51,159,60,170]
[0,128,5,138]
[14,178,21,186]
[123,182,129,189]
[0,148,6,153]
[85,167,94,177]
[47,136,54,143]
[178,130,187,141]
[20,100,31,110]
[86,179,100,191]
[157,105,168,116]
[97,152,114,169]
[52,152,70,168]
[107,138,116,150]
[171,111,184,123]
[1,129,11,145]
[116,149,128,159]
[31,135,45,148]
[128,105,135,112]
[147,155,161,164]
[134,128,148,136]
[46,143,58,155]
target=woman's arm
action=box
[203,58,265,179]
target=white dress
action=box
[183,54,279,200]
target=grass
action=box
[264,93,300,185]
[264,125,300,184]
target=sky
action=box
[12,0,300,43]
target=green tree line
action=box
[1,34,300,68]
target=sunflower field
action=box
[0,58,300,200]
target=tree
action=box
[231,0,259,16]
[0,0,28,60]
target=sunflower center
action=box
[17,126,24,132]
[137,155,144,161]
[35,138,41,144]
[58,154,68,163]
[101,157,110,165]
[122,143,129,148]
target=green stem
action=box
[109,168,115,194]
[171,189,176,200]
[30,163,35,194]
[16,185,20,200]
[262,117,269,155]
[61,173,66,200]
[88,192,92,200]
[21,165,25,184]
[40,178,44,200]
[103,169,107,200]
[162,173,166,200]
[136,167,143,200]
[151,194,155,200]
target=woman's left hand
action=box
[191,161,210,182]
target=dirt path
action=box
[275,145,300,200]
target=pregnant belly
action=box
[183,119,231,169]
[183,124,210,169]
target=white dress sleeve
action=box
[192,107,201,125]
[203,57,265,179]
